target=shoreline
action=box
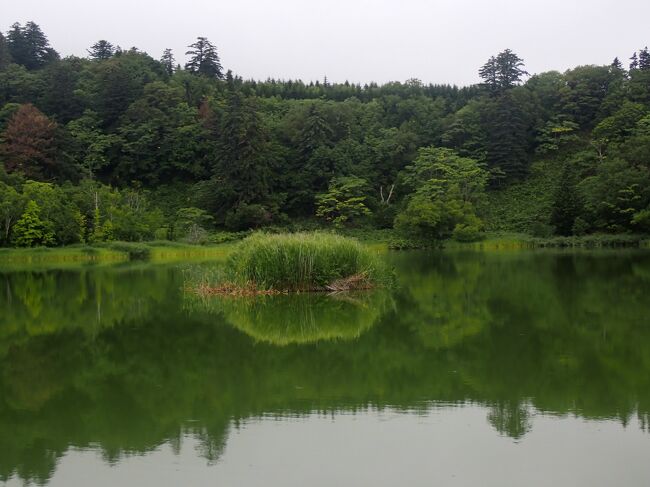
[0,232,648,269]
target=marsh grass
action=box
[0,241,233,268]
[216,232,390,293]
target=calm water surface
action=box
[1,250,650,486]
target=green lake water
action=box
[1,250,650,486]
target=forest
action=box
[1,21,650,247]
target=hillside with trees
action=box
[1,21,650,247]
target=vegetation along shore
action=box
[1,22,650,255]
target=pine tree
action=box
[630,52,639,70]
[11,200,55,247]
[479,49,527,95]
[160,48,175,76]
[203,90,271,220]
[6,23,28,67]
[7,22,57,69]
[298,104,333,156]
[551,163,582,235]
[495,49,528,89]
[478,56,499,93]
[485,92,529,179]
[0,32,12,70]
[611,57,623,71]
[185,37,223,78]
[639,47,650,71]
[88,40,115,60]
[23,21,58,66]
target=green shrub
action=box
[224,232,390,291]
[210,231,248,244]
[388,235,439,250]
[224,203,273,231]
[452,223,483,242]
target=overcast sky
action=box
[3,0,650,86]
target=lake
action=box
[1,250,650,486]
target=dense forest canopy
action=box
[1,21,650,246]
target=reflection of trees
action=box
[391,251,490,350]
[389,250,650,437]
[0,266,177,343]
[2,251,650,483]
[487,400,533,440]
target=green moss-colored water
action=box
[1,250,650,486]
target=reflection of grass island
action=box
[191,232,391,295]
[190,291,390,345]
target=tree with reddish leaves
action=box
[1,104,60,180]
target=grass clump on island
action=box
[192,232,391,295]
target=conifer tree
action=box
[7,22,57,69]
[88,40,115,60]
[478,56,499,94]
[495,49,528,89]
[298,105,334,156]
[479,49,527,94]
[630,52,639,70]
[0,32,12,70]
[185,37,223,78]
[551,163,582,235]
[6,23,28,67]
[639,47,650,71]
[485,92,529,179]
[160,48,175,76]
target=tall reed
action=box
[224,232,389,291]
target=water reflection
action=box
[1,251,650,484]
[187,290,391,345]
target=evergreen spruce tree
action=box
[185,37,223,78]
[495,49,528,89]
[485,92,529,179]
[298,105,334,156]
[0,32,12,70]
[6,23,28,67]
[199,88,272,225]
[478,56,499,94]
[551,163,582,236]
[639,47,650,71]
[479,49,527,95]
[611,57,623,71]
[24,22,59,66]
[87,40,115,60]
[7,21,58,69]
[630,52,639,70]
[160,48,175,76]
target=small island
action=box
[189,232,390,295]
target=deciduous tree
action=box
[1,104,59,179]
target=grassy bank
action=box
[2,229,648,270]
[446,232,650,250]
[0,241,233,267]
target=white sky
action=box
[3,0,650,86]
